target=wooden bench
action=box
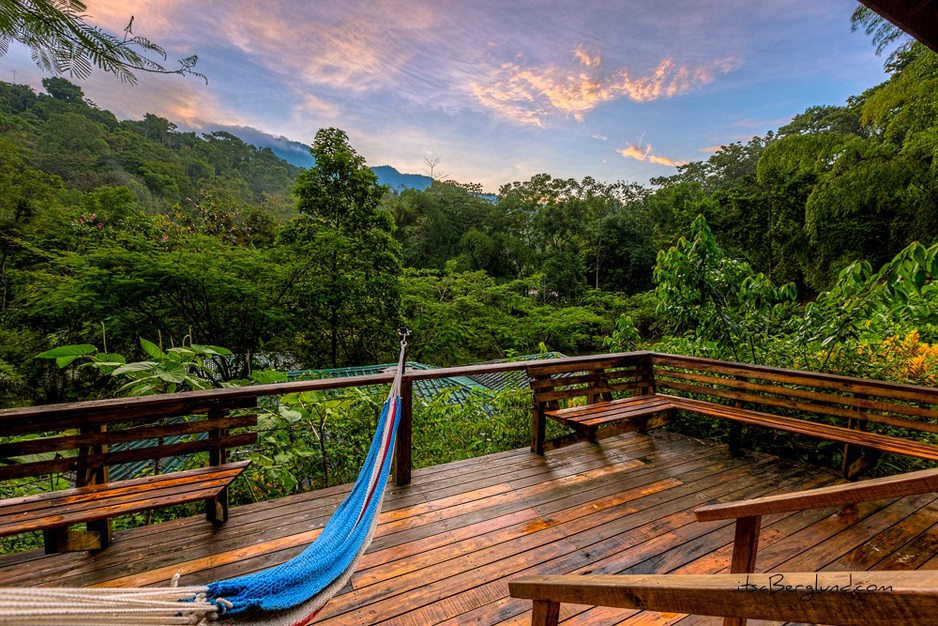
[528,352,938,479]
[652,353,938,478]
[526,354,673,455]
[0,394,257,553]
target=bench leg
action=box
[43,520,111,553]
[532,407,547,455]
[728,423,743,456]
[842,445,880,480]
[206,490,229,525]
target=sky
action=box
[1,0,896,192]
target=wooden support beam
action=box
[531,599,560,626]
[725,515,762,626]
[395,379,413,486]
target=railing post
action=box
[60,423,111,552]
[842,392,877,480]
[530,599,560,626]
[206,407,230,524]
[725,514,762,626]
[395,379,413,486]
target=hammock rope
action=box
[0,330,410,626]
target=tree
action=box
[284,128,402,367]
[851,5,912,64]
[41,75,82,103]
[654,215,796,363]
[0,0,203,84]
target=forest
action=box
[1,40,938,409]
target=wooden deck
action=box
[2,429,937,625]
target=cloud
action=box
[473,48,740,125]
[618,143,686,167]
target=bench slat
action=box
[0,461,250,536]
[0,432,257,481]
[546,396,674,428]
[656,371,938,433]
[659,377,938,435]
[528,368,643,390]
[652,355,938,405]
[667,396,938,461]
[0,413,258,459]
[534,380,651,403]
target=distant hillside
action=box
[371,166,432,191]
[200,125,433,191]
[196,124,315,168]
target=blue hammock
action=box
[205,333,408,625]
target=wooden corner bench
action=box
[528,352,938,479]
[0,394,257,553]
[526,354,674,455]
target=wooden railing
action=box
[695,466,938,626]
[509,570,938,626]
[510,466,938,626]
[650,353,938,476]
[0,351,587,487]
[3,350,938,489]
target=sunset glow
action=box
[0,0,889,191]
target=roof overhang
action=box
[860,0,938,52]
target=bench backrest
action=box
[651,353,938,439]
[0,396,258,486]
[526,354,653,412]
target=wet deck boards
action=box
[2,429,936,625]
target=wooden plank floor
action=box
[2,429,936,625]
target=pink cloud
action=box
[473,48,740,125]
[618,143,686,167]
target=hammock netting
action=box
[206,391,401,624]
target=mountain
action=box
[195,124,315,168]
[371,166,432,191]
[197,124,432,191]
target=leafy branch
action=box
[0,0,205,84]
[36,335,231,395]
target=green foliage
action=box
[284,128,402,368]
[35,336,232,395]
[401,267,616,365]
[0,1,204,84]
[654,215,797,363]
[412,387,532,467]
[246,387,383,495]
[851,5,912,63]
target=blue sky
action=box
[1,0,894,192]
